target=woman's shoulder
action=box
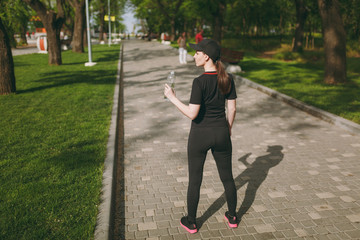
[192,75,204,85]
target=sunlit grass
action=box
[0,44,120,240]
[238,55,360,124]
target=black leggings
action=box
[187,126,237,222]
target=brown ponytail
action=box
[216,60,231,94]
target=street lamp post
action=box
[108,0,111,46]
[85,0,96,66]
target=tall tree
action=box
[63,2,75,39]
[24,0,66,65]
[185,0,228,43]
[92,0,126,41]
[0,17,16,95]
[68,0,86,53]
[212,0,226,44]
[131,0,184,40]
[317,0,347,84]
[155,0,184,41]
[94,0,106,41]
[292,0,308,52]
[341,0,360,40]
[0,0,32,48]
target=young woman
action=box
[164,39,238,233]
[177,32,187,64]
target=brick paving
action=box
[118,39,360,239]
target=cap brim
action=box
[189,43,202,51]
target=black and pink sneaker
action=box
[180,216,198,234]
[224,211,238,228]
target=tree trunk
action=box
[20,24,28,45]
[42,13,63,65]
[99,4,105,41]
[212,1,226,44]
[24,0,65,65]
[317,0,347,84]
[293,0,308,52]
[70,0,85,53]
[83,23,87,47]
[8,29,17,48]
[0,17,16,95]
[63,2,75,40]
[170,19,175,41]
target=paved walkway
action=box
[118,39,360,239]
[11,40,38,56]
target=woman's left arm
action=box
[227,99,236,136]
[164,84,200,120]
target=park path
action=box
[116,39,360,239]
[11,40,38,56]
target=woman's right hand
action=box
[164,84,175,100]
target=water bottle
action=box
[164,71,175,100]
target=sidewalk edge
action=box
[236,76,360,135]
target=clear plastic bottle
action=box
[164,71,175,100]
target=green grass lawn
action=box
[0,44,120,239]
[238,53,360,124]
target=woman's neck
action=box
[204,62,217,72]
[204,64,217,72]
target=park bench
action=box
[221,47,244,64]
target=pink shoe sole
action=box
[180,221,198,234]
[224,215,238,228]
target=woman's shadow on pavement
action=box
[197,145,284,228]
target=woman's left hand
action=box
[164,84,175,100]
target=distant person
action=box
[177,32,187,64]
[195,29,204,43]
[164,39,238,234]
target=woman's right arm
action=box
[164,84,200,120]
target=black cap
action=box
[189,39,220,62]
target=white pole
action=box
[108,0,111,46]
[85,0,96,66]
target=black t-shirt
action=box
[189,71,237,128]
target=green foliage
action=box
[0,0,32,46]
[341,0,360,39]
[130,0,185,34]
[222,36,284,51]
[225,0,295,35]
[238,55,360,124]
[272,49,325,62]
[0,44,120,240]
[273,51,302,61]
[347,39,360,57]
